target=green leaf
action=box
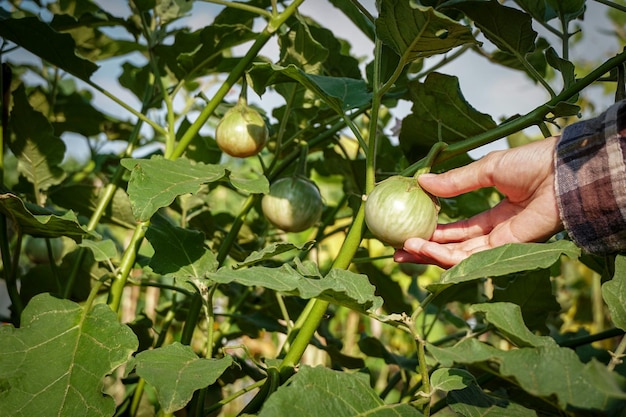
[247,63,372,112]
[0,16,98,81]
[0,294,138,417]
[427,338,503,368]
[491,270,561,334]
[79,239,118,262]
[207,262,383,313]
[279,17,328,74]
[0,193,92,241]
[602,255,626,331]
[49,183,136,229]
[514,0,558,23]
[358,337,418,371]
[470,302,556,348]
[376,1,478,61]
[430,368,476,392]
[145,214,218,285]
[500,349,626,410]
[155,0,193,23]
[546,47,576,90]
[235,241,315,268]
[257,366,425,416]
[229,171,270,195]
[447,384,538,417]
[9,85,67,196]
[546,0,586,23]
[427,241,580,293]
[50,14,143,62]
[399,72,496,161]
[452,1,537,55]
[121,156,227,222]
[154,18,257,81]
[132,343,233,413]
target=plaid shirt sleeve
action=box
[555,99,626,254]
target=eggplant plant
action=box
[1,1,626,416]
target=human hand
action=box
[394,136,563,269]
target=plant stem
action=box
[416,339,431,416]
[108,220,150,312]
[181,292,204,345]
[169,0,305,160]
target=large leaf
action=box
[427,240,580,293]
[376,1,478,61]
[206,262,383,313]
[428,338,626,411]
[154,12,257,81]
[247,63,372,113]
[399,72,496,161]
[470,303,556,348]
[145,214,218,286]
[0,193,92,241]
[0,294,138,417]
[121,157,268,221]
[9,85,67,198]
[447,384,538,416]
[451,1,537,56]
[279,17,328,75]
[257,366,424,416]
[602,255,626,331]
[491,269,561,334]
[500,350,626,410]
[131,343,233,413]
[121,157,226,222]
[0,15,98,81]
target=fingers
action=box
[394,238,487,269]
[417,152,500,198]
[430,199,521,243]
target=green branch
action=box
[402,48,626,175]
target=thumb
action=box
[417,156,498,198]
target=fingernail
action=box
[417,173,437,180]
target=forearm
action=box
[555,99,626,254]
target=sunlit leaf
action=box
[0,294,138,417]
[427,241,580,293]
[207,262,383,313]
[257,366,425,416]
[430,368,476,392]
[121,157,227,222]
[131,343,233,413]
[376,1,478,61]
[248,63,372,112]
[79,239,118,262]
